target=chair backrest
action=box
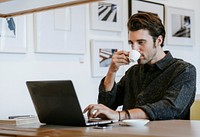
[190,95,200,120]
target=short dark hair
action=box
[127,12,165,47]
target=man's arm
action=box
[104,68,116,91]
[83,104,149,120]
[119,108,149,120]
[104,50,129,91]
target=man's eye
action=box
[128,43,133,47]
[138,41,145,45]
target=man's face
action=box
[128,29,159,64]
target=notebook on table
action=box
[26,80,115,126]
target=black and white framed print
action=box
[129,0,165,24]
[165,6,195,46]
[90,0,123,31]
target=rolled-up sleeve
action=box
[98,77,124,110]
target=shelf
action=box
[0,0,104,17]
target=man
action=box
[84,12,196,121]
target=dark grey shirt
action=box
[98,51,196,120]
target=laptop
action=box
[26,80,115,126]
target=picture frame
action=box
[0,15,26,53]
[34,5,86,54]
[165,6,195,46]
[129,0,165,24]
[90,39,124,77]
[90,0,123,31]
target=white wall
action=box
[0,0,199,119]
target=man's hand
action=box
[109,50,130,73]
[83,104,118,120]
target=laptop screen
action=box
[26,80,87,126]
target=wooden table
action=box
[0,120,200,137]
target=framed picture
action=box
[34,5,86,54]
[90,39,124,77]
[165,6,195,46]
[0,15,26,53]
[129,0,165,24]
[90,0,123,31]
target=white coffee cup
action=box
[129,50,140,62]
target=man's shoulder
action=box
[173,58,196,72]
[174,58,195,67]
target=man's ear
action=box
[156,35,163,46]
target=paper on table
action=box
[0,116,39,125]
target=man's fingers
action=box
[83,104,95,113]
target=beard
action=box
[137,43,157,65]
[138,56,148,64]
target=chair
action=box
[190,94,200,120]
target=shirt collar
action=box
[155,51,173,70]
[143,51,173,72]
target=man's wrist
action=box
[124,109,131,119]
[116,110,130,120]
